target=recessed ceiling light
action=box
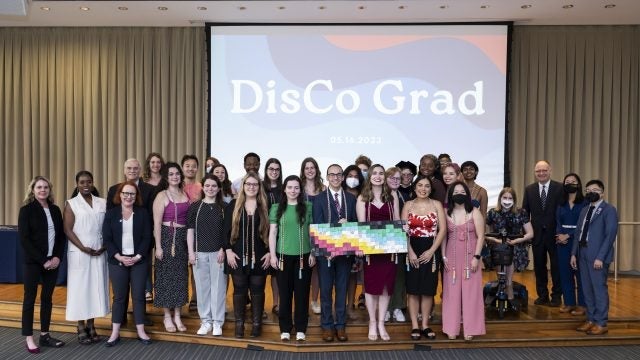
[40,6,50,11]
[80,6,90,11]
[238,6,246,10]
[318,6,326,10]
[398,5,406,10]
[480,5,490,9]
[358,6,365,10]
[521,4,532,9]
[440,5,449,9]
[158,6,168,11]
[562,4,574,9]
[604,4,616,9]
[197,6,207,11]
[117,6,128,11]
[278,6,285,10]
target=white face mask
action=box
[345,178,359,189]
[501,199,514,209]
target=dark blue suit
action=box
[571,201,618,327]
[312,189,357,331]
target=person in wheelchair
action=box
[485,188,533,311]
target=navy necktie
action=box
[540,185,547,210]
[579,205,596,246]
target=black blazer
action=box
[522,180,564,244]
[18,201,65,265]
[312,189,357,224]
[102,206,152,266]
[106,180,157,218]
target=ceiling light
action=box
[80,6,90,11]
[40,6,50,11]
[197,7,207,11]
[358,6,366,10]
[480,5,489,9]
[278,6,285,10]
[562,4,574,9]
[318,6,326,10]
[440,5,449,9]
[521,4,532,9]
[604,4,616,9]
[238,6,246,10]
[117,6,128,11]
[398,5,406,10]
[158,6,168,11]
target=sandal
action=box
[77,327,92,345]
[357,294,366,309]
[163,316,176,333]
[88,324,101,343]
[39,333,65,348]
[145,292,153,303]
[422,327,436,340]
[368,321,378,341]
[378,321,390,341]
[410,328,421,340]
[174,315,187,332]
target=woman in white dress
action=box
[63,171,110,344]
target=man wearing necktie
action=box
[312,164,357,342]
[570,180,618,335]
[522,160,565,306]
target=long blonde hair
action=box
[360,164,393,203]
[23,176,55,205]
[230,172,269,244]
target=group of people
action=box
[17,152,618,352]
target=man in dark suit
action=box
[312,164,357,342]
[106,158,157,326]
[522,160,564,306]
[570,180,618,335]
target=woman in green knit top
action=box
[269,175,315,342]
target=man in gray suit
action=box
[570,179,618,335]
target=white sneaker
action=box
[393,308,406,322]
[384,311,391,322]
[296,332,306,341]
[197,322,212,336]
[212,323,222,336]
[280,332,290,341]
[311,301,321,314]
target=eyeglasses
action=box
[327,173,343,178]
[121,192,137,198]
[244,182,260,188]
[389,177,401,181]
[267,167,280,172]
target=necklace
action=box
[241,208,256,269]
[450,211,471,284]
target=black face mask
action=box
[452,194,467,205]
[564,184,579,194]
[585,192,600,203]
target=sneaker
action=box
[384,311,391,322]
[296,332,306,341]
[197,322,212,336]
[280,332,290,341]
[393,308,406,322]
[212,323,222,336]
[311,301,321,314]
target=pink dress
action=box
[363,202,397,296]
[442,215,486,337]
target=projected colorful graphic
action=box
[310,221,407,257]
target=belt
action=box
[561,225,577,229]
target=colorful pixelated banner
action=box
[310,221,407,257]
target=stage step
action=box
[2,300,640,352]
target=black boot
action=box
[233,294,246,338]
[250,294,265,338]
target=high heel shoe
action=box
[163,316,176,333]
[137,336,152,345]
[25,343,40,354]
[174,314,187,332]
[377,321,390,341]
[368,321,378,341]
[104,337,120,348]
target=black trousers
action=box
[532,230,562,299]
[22,263,58,336]
[276,254,312,334]
[109,262,148,325]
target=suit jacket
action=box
[18,201,66,265]
[522,180,564,245]
[106,180,156,216]
[102,206,152,266]
[571,201,618,265]
[312,189,357,224]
